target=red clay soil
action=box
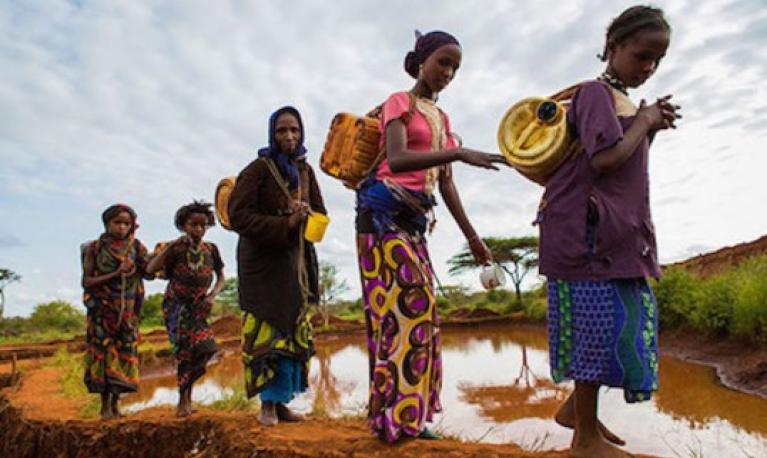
[449,307,501,320]
[0,369,663,458]
[4,366,83,420]
[669,234,767,278]
[210,314,242,337]
[309,313,363,331]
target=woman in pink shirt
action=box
[355,30,506,443]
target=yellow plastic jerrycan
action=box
[497,84,582,185]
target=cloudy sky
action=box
[1,0,765,317]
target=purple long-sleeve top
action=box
[538,80,660,280]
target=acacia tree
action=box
[318,262,350,327]
[0,268,21,318]
[448,236,539,303]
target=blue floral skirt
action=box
[546,278,659,403]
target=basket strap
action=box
[357,92,420,189]
[264,157,311,309]
[263,158,296,203]
[549,82,587,102]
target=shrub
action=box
[731,257,767,343]
[653,255,767,345]
[524,297,548,321]
[29,300,84,333]
[690,274,735,336]
[141,293,164,327]
[652,267,703,329]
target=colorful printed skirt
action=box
[163,299,217,390]
[241,311,313,400]
[357,232,443,442]
[547,278,659,403]
[84,301,140,394]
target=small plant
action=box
[208,385,258,412]
[517,431,552,452]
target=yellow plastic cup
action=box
[304,212,330,243]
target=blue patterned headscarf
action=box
[258,106,307,190]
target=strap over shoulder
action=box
[263,157,294,202]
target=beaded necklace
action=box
[598,71,629,95]
[186,242,205,271]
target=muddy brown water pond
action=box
[124,325,767,457]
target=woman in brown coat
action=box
[228,106,326,426]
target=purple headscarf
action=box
[404,30,461,79]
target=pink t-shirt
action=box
[375,92,457,192]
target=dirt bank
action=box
[1,370,664,458]
[669,234,767,278]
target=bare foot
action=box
[176,400,193,417]
[570,434,633,458]
[110,394,124,418]
[99,393,113,420]
[275,403,305,422]
[258,401,278,426]
[556,396,625,446]
[176,389,193,417]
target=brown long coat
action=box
[228,157,326,334]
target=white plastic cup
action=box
[480,264,506,290]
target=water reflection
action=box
[310,338,361,416]
[124,325,767,457]
[458,345,570,423]
[654,356,767,435]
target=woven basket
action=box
[214,176,237,230]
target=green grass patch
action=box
[207,385,258,412]
[45,347,100,418]
[654,255,767,345]
[335,308,364,322]
[0,329,81,346]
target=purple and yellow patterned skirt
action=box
[357,232,443,442]
[547,278,659,403]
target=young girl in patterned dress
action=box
[82,204,153,419]
[537,6,681,457]
[147,201,225,417]
[355,30,507,442]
